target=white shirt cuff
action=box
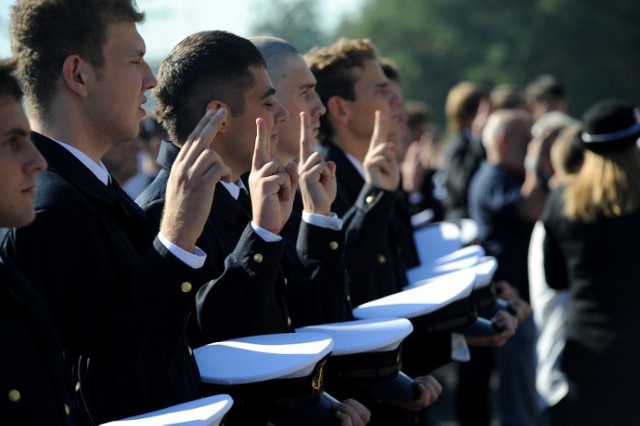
[451,332,471,362]
[250,222,283,242]
[157,233,207,269]
[302,211,343,231]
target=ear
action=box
[496,133,510,157]
[326,96,350,126]
[62,55,90,98]
[205,100,231,134]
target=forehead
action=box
[353,59,388,91]
[0,97,29,131]
[243,66,274,100]
[279,57,316,92]
[103,21,146,56]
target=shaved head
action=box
[251,36,301,88]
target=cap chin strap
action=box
[582,122,640,143]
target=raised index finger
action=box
[369,110,388,151]
[252,117,269,170]
[299,111,313,164]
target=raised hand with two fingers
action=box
[160,108,231,252]
[248,117,299,235]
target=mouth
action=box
[21,185,35,196]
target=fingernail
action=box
[204,109,214,118]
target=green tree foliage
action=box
[334,0,640,129]
[249,0,329,54]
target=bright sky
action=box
[0,0,365,61]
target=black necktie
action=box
[237,188,252,214]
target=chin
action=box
[2,209,36,228]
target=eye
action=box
[1,136,22,151]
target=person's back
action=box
[542,99,640,425]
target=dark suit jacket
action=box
[0,258,75,425]
[281,192,350,327]
[137,141,293,346]
[0,133,204,424]
[317,141,453,376]
[317,141,419,306]
[443,131,486,220]
[542,186,640,423]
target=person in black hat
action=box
[542,98,640,426]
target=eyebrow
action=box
[299,82,316,92]
[0,128,29,139]
[128,48,146,59]
[260,87,277,100]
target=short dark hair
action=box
[0,58,22,101]
[10,0,144,121]
[380,58,400,83]
[525,74,565,104]
[305,38,379,139]
[154,30,266,146]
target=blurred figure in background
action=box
[466,109,545,426]
[102,138,141,188]
[123,115,167,198]
[400,101,446,223]
[529,123,583,426]
[490,83,527,112]
[542,99,640,425]
[442,81,490,221]
[525,74,568,121]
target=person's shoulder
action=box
[34,169,92,212]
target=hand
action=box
[298,112,337,215]
[508,297,533,325]
[363,110,400,191]
[332,398,371,426]
[248,117,299,234]
[466,310,518,347]
[494,280,519,301]
[160,108,231,252]
[395,375,443,411]
[401,141,425,193]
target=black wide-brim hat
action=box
[581,98,640,153]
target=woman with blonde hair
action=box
[542,99,640,425]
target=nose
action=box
[389,89,402,110]
[312,91,326,118]
[25,139,47,176]
[142,59,157,91]
[274,98,289,124]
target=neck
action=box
[331,128,369,164]
[30,98,110,164]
